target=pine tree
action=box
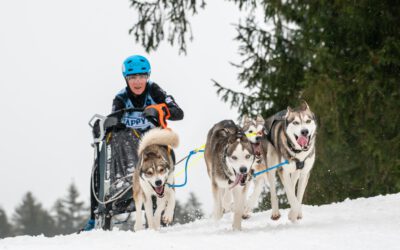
[255,185,288,213]
[172,199,185,225]
[182,192,204,223]
[53,183,87,235]
[12,192,56,236]
[172,193,204,225]
[0,207,13,238]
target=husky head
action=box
[241,115,266,157]
[139,146,173,198]
[138,128,179,198]
[285,101,317,151]
[224,130,255,188]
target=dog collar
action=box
[295,159,305,170]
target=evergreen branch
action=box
[129,0,206,54]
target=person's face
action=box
[126,74,148,95]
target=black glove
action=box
[143,107,160,126]
[104,118,126,133]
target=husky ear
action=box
[218,128,230,138]
[256,115,264,122]
[285,107,293,119]
[300,100,310,111]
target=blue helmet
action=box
[122,55,151,77]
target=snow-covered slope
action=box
[1,193,399,250]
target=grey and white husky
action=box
[204,120,256,230]
[241,115,281,220]
[132,128,179,231]
[266,101,317,222]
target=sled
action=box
[88,108,147,230]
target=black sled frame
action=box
[88,108,144,230]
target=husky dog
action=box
[132,128,179,231]
[204,120,256,230]
[241,115,281,220]
[266,101,317,222]
[241,115,265,158]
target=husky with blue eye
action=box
[204,120,256,230]
[265,101,317,222]
[132,128,179,231]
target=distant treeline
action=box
[0,183,204,238]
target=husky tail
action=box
[138,128,179,155]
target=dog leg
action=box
[212,184,224,221]
[143,196,155,230]
[296,171,310,220]
[232,187,245,230]
[279,170,300,223]
[267,170,281,220]
[153,198,166,230]
[296,156,315,219]
[162,190,175,225]
[291,171,300,192]
[222,188,232,213]
[133,194,144,231]
[243,176,264,219]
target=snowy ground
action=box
[1,193,399,250]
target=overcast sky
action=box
[0,1,250,215]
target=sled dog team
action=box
[133,101,317,230]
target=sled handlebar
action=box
[88,105,169,144]
[88,108,144,143]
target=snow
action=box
[1,193,399,250]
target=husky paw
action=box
[271,213,281,220]
[213,209,224,221]
[297,211,303,220]
[288,209,299,223]
[134,223,144,232]
[222,208,230,214]
[243,205,256,219]
[162,214,173,225]
[232,222,242,231]
[222,203,233,213]
[242,213,251,220]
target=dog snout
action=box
[155,179,162,187]
[301,129,309,137]
[239,166,247,174]
[255,136,262,142]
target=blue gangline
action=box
[167,149,205,188]
[252,160,289,177]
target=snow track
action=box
[1,193,399,250]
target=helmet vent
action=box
[141,67,146,70]
[140,59,145,62]
[128,69,133,71]
[127,60,132,64]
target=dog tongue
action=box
[252,143,262,156]
[230,174,244,189]
[155,186,164,195]
[297,136,309,148]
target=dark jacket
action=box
[112,82,184,125]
